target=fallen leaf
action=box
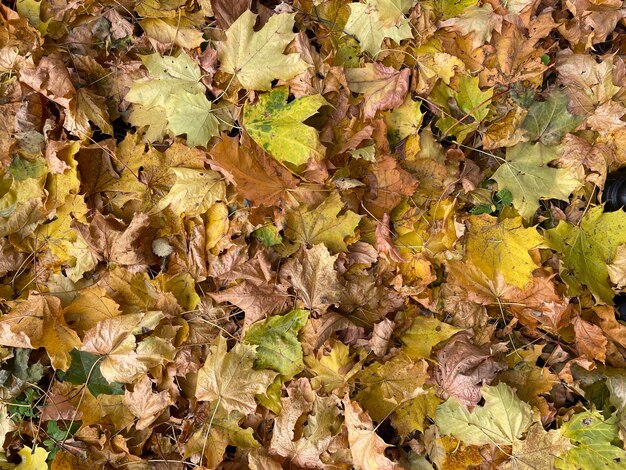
[195,335,277,414]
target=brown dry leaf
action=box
[280,244,341,312]
[433,333,503,406]
[208,134,298,207]
[0,294,80,370]
[573,317,608,363]
[269,378,339,467]
[608,244,626,288]
[72,211,156,266]
[124,375,171,430]
[343,398,396,470]
[365,155,418,218]
[345,63,410,119]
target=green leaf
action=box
[435,383,533,446]
[432,75,493,142]
[492,142,581,219]
[59,349,123,397]
[243,87,327,166]
[546,206,626,304]
[285,192,362,252]
[244,309,309,378]
[523,91,583,145]
[556,411,626,470]
[126,52,219,147]
[217,10,308,90]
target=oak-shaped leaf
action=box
[218,10,308,90]
[243,87,327,166]
[195,335,277,414]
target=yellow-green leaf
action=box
[244,87,327,166]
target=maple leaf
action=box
[150,168,226,217]
[80,311,165,383]
[184,407,259,468]
[503,423,572,470]
[345,63,410,118]
[218,10,308,90]
[345,0,415,55]
[546,206,626,304]
[195,335,277,414]
[432,333,503,406]
[492,142,582,219]
[357,353,429,422]
[126,52,219,147]
[270,379,340,467]
[285,192,362,252]
[305,340,362,394]
[72,211,156,266]
[124,375,171,431]
[208,134,298,206]
[435,383,533,446]
[400,315,462,359]
[343,398,396,470]
[523,91,583,145]
[431,75,494,142]
[243,87,327,166]
[466,214,543,289]
[0,294,80,371]
[280,244,341,312]
[556,411,626,469]
[244,309,309,379]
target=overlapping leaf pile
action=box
[2,0,626,468]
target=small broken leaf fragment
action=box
[15,445,48,470]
